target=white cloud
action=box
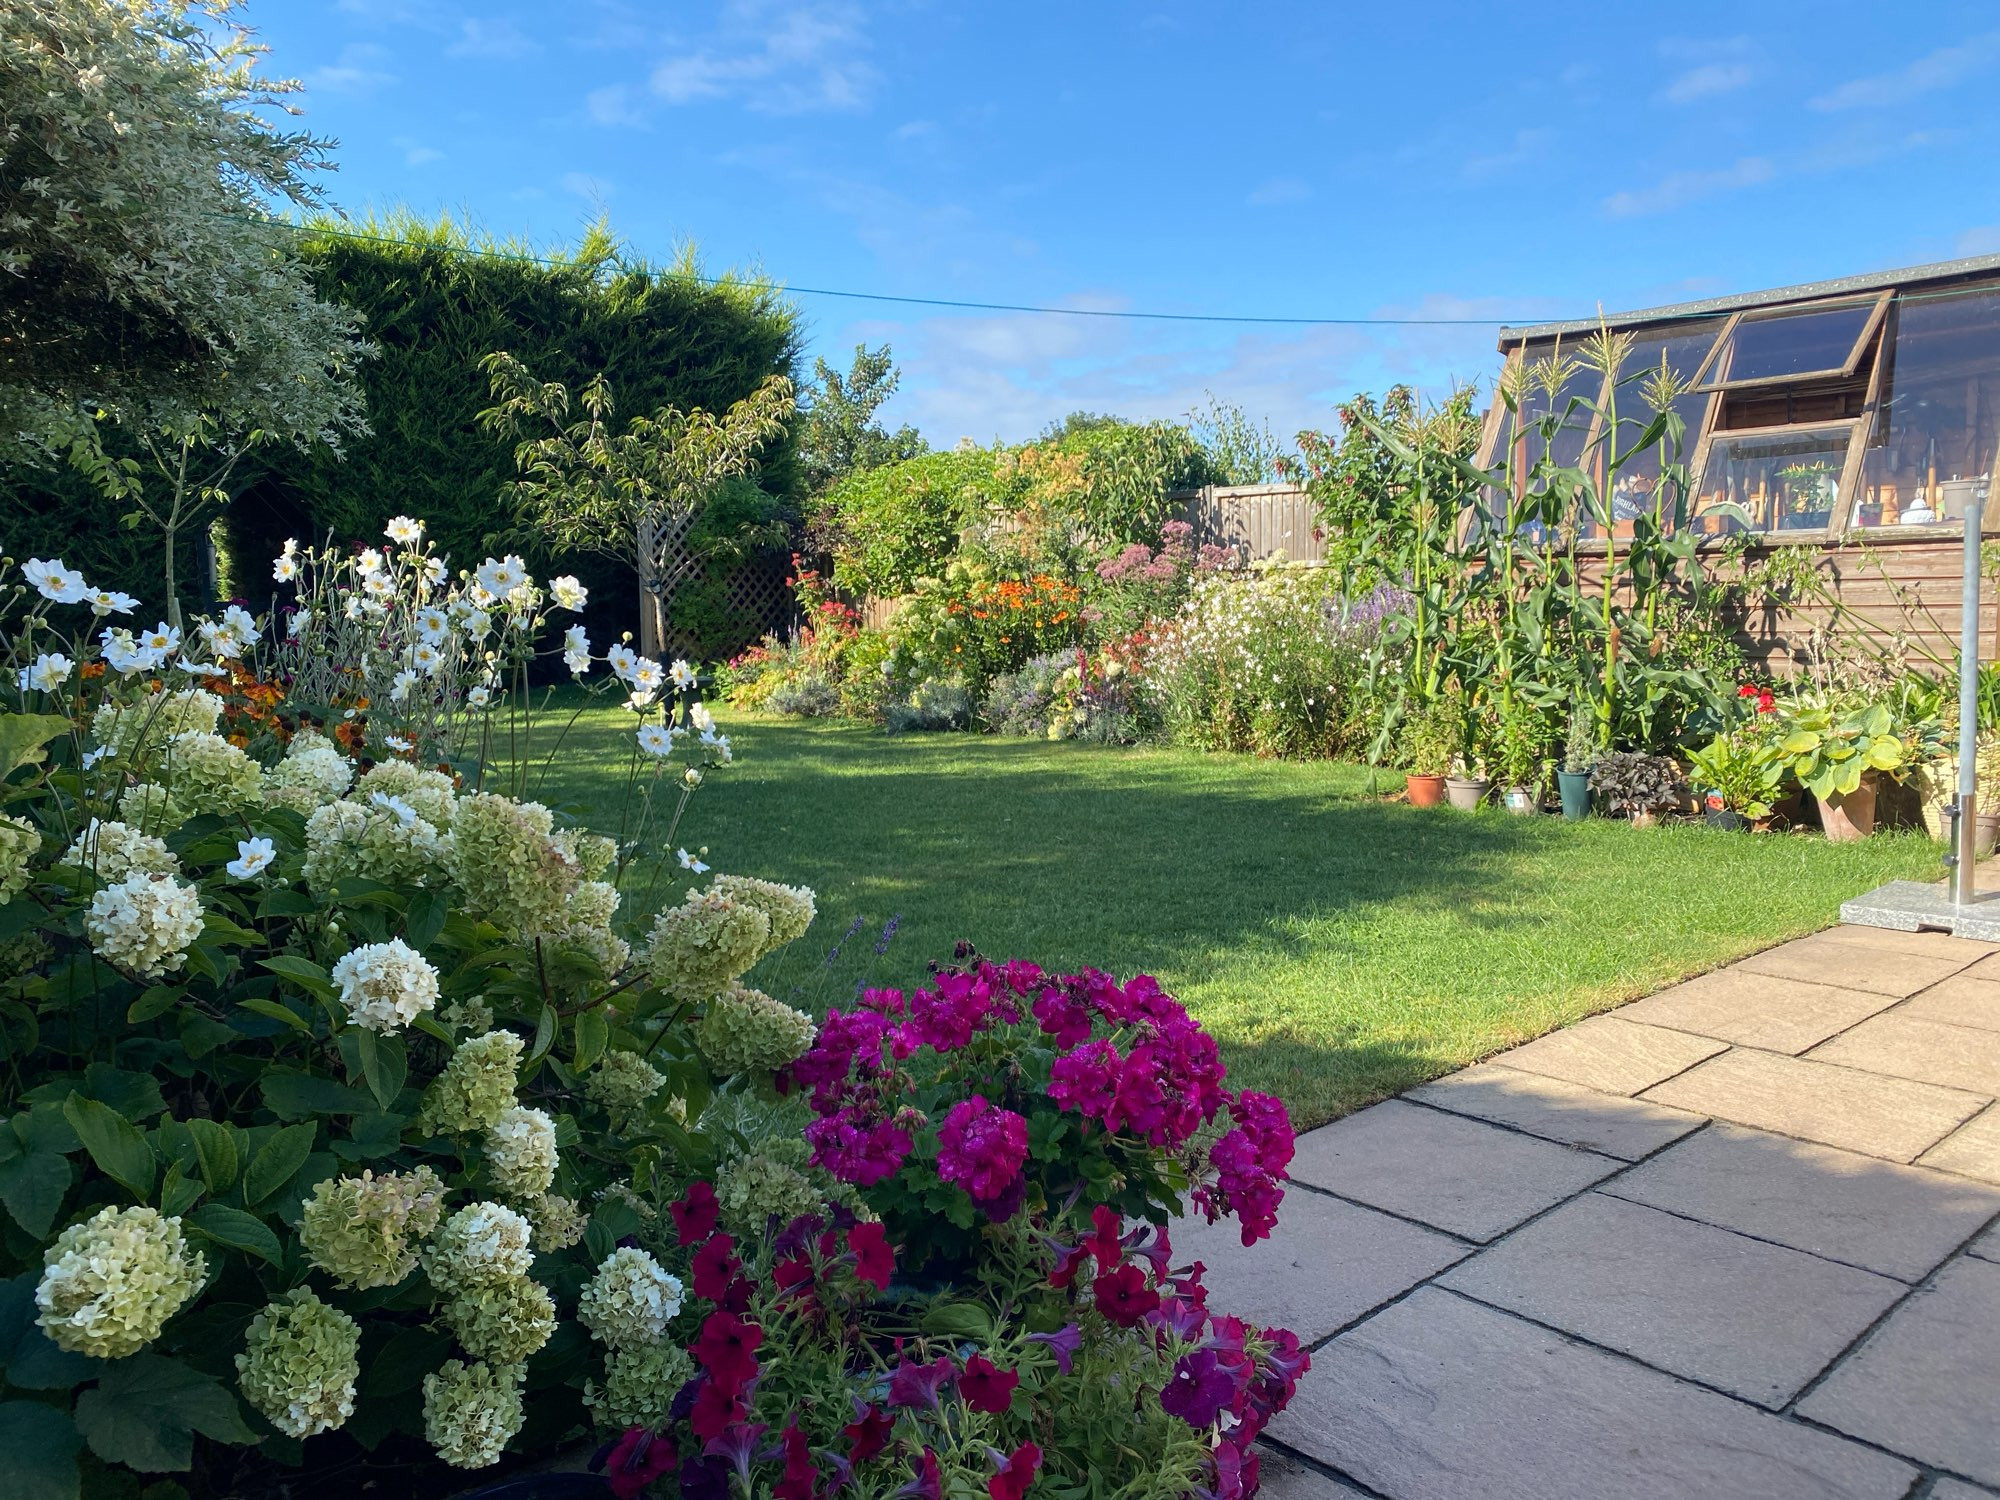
[1462,128,1554,181]
[394,136,445,166]
[448,18,540,59]
[586,84,648,127]
[650,2,875,114]
[1661,61,1753,103]
[1602,156,1774,217]
[1246,178,1312,208]
[562,171,614,201]
[304,43,398,97]
[1811,30,2000,110]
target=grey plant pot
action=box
[1444,777,1491,811]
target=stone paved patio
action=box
[1194,920,2000,1500]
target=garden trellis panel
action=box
[1484,253,2000,669]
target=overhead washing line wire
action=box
[260,216,2000,330]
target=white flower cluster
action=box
[485,1106,558,1199]
[61,819,179,883]
[578,1246,684,1351]
[265,729,353,809]
[330,938,440,1033]
[303,797,446,890]
[425,1202,535,1296]
[85,871,204,977]
[236,1288,362,1439]
[36,1206,205,1357]
[423,1358,526,1469]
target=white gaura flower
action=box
[626,658,664,694]
[87,589,137,615]
[24,558,88,604]
[475,556,528,596]
[605,645,637,680]
[18,653,73,693]
[415,607,449,643]
[228,837,276,879]
[386,516,425,544]
[466,687,492,709]
[273,554,299,582]
[635,724,672,758]
[390,669,418,703]
[384,735,415,753]
[669,659,697,691]
[139,622,181,657]
[676,848,707,873]
[412,641,444,675]
[549,576,587,611]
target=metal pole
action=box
[1957,496,1983,905]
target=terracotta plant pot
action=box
[1630,809,1659,829]
[1444,777,1491,811]
[1405,773,1447,808]
[1980,812,2000,859]
[1817,776,1879,842]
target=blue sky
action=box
[260,1,2000,448]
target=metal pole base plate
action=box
[1842,879,2000,941]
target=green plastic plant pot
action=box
[1557,770,1592,821]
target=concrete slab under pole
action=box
[1843,879,2000,941]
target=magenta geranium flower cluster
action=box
[786,959,1295,1248]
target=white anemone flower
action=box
[635,724,673,758]
[385,516,425,544]
[24,558,88,604]
[228,838,276,879]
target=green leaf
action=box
[184,1120,239,1195]
[73,1354,255,1473]
[920,1303,996,1341]
[60,1096,155,1203]
[241,1123,316,1207]
[258,956,336,1002]
[234,997,312,1035]
[530,1002,557,1063]
[258,1071,371,1120]
[82,1065,166,1122]
[404,889,448,951]
[0,713,76,780]
[573,1010,608,1071]
[0,1400,81,1500]
[126,988,179,1026]
[157,1161,202,1218]
[0,1275,100,1392]
[355,1032,406,1112]
[0,1147,70,1238]
[185,1204,281,1266]
[409,1013,452,1045]
[362,1326,452,1398]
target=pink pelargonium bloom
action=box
[1048,1038,1121,1119]
[936,1095,1029,1205]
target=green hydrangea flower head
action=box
[422,1358,526,1469]
[302,798,445,891]
[443,1274,556,1363]
[585,1342,695,1429]
[299,1166,448,1290]
[35,1205,205,1357]
[266,733,353,806]
[585,1050,667,1127]
[645,889,769,1001]
[117,781,188,836]
[552,828,618,881]
[356,761,457,829]
[236,1287,362,1439]
[162,731,262,814]
[426,1202,534,1296]
[60,818,177,883]
[710,874,817,955]
[419,1030,523,1135]
[697,982,816,1075]
[0,813,38,905]
[525,1193,586,1252]
[485,1106,557,1200]
[448,793,578,938]
[91,687,223,756]
[577,1247,683,1350]
[715,1140,823,1238]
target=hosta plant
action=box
[1778,697,1948,800]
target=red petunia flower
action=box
[671,1181,721,1245]
[959,1354,1018,1415]
[988,1442,1042,1500]
[604,1428,677,1500]
[842,1402,894,1464]
[1093,1263,1160,1327]
[847,1220,894,1291]
[693,1311,763,1395]
[691,1234,739,1301]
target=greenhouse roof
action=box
[1498,252,2000,347]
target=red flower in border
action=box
[1093,1264,1160,1327]
[959,1354,1018,1415]
[691,1234,739,1301]
[989,1442,1042,1500]
[671,1181,721,1245]
[693,1311,763,1394]
[604,1428,677,1500]
[848,1220,894,1291]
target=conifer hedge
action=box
[2,214,802,657]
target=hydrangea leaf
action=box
[0,1141,71,1239]
[0,1399,81,1500]
[0,1275,100,1392]
[73,1353,255,1473]
[241,1122,316,1207]
[185,1204,281,1266]
[59,1096,154,1203]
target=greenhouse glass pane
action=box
[1710,300,1875,386]
[1691,426,1852,535]
[1853,285,2000,529]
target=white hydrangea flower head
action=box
[426,1202,535,1296]
[577,1246,684,1350]
[586,1050,667,1126]
[236,1287,362,1439]
[644,889,769,1002]
[356,761,457,829]
[116,781,189,837]
[0,813,40,905]
[85,872,203,978]
[36,1206,205,1357]
[419,1030,523,1135]
[422,1358,526,1469]
[442,1275,556,1364]
[484,1106,557,1200]
[585,1342,695,1430]
[331,938,440,1033]
[299,1167,448,1289]
[448,793,578,938]
[303,799,445,890]
[525,1193,586,1252]
[90,687,222,756]
[266,733,353,805]
[709,874,817,956]
[697,982,817,1075]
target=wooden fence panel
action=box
[1173,485,1323,564]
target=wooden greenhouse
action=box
[1484,253,2000,669]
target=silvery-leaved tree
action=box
[479,351,795,656]
[1,0,371,624]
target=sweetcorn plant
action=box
[0,533,795,1495]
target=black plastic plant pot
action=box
[1704,809,1748,831]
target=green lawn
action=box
[523,704,1940,1130]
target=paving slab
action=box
[1404,1064,1707,1161]
[1928,1480,2000,1500]
[1741,934,1974,996]
[1169,1186,1466,1344]
[1642,1047,1987,1161]
[1811,1013,2000,1096]
[1439,1192,1905,1407]
[1620,968,1902,1054]
[1601,1122,2000,1281]
[1253,1447,1369,1500]
[1820,924,1999,961]
[1799,1256,2000,1485]
[1899,974,2000,1033]
[1485,1015,1726,1095]
[1969,1218,2000,1262]
[1287,1099,1621,1243]
[1918,1106,2000,1184]
[1268,1287,1916,1500]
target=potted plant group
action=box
[1557,703,1595,820]
[1589,751,1686,827]
[1779,696,1948,841]
[1686,727,1788,831]
[1399,696,1457,808]
[1496,700,1544,816]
